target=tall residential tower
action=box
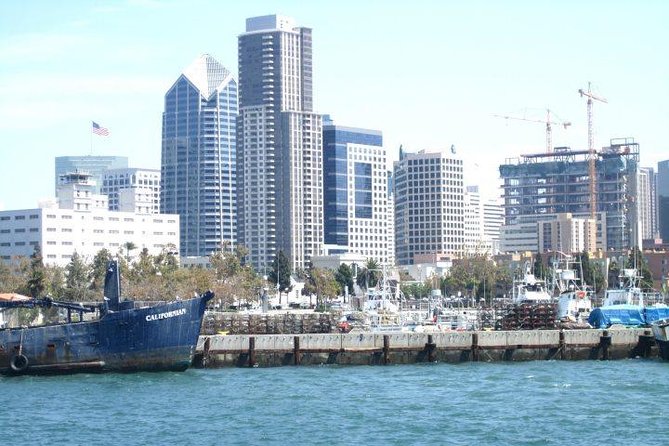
[237,15,323,272]
[161,54,238,257]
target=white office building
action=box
[393,148,465,265]
[1,175,179,266]
[101,168,160,214]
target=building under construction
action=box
[499,138,641,253]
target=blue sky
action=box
[1,0,667,210]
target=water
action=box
[2,360,667,445]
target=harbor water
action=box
[2,360,667,445]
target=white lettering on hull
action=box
[145,308,187,322]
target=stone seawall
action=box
[194,328,657,368]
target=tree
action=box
[356,258,380,290]
[64,251,91,301]
[303,267,338,309]
[90,248,113,291]
[268,251,292,294]
[123,241,137,264]
[334,263,354,297]
[27,244,46,298]
[575,251,605,294]
[533,254,547,280]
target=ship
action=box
[0,260,213,375]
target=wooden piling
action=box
[248,336,256,367]
[472,332,480,362]
[600,330,611,360]
[426,334,436,362]
[383,335,390,365]
[559,330,565,360]
[293,336,301,365]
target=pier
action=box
[194,328,658,368]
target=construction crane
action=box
[578,82,608,218]
[494,109,571,153]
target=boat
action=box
[551,254,593,326]
[588,268,669,329]
[511,261,553,305]
[0,260,213,375]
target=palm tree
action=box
[123,241,137,264]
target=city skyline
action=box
[1,1,668,211]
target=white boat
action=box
[551,254,593,323]
[512,261,552,304]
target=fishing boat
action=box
[588,268,669,328]
[551,254,593,325]
[0,260,213,375]
[512,261,553,305]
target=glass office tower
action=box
[161,54,238,257]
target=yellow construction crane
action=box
[494,109,571,153]
[578,82,608,218]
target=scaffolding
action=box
[499,139,640,251]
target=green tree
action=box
[356,258,380,290]
[123,241,137,264]
[303,267,339,309]
[90,248,113,291]
[533,253,547,280]
[44,265,65,299]
[625,247,654,290]
[27,244,46,298]
[334,263,354,297]
[65,251,90,301]
[268,251,292,294]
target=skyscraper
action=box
[658,160,669,241]
[393,149,465,265]
[322,117,391,264]
[161,54,238,257]
[237,15,323,272]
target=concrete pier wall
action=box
[195,328,658,368]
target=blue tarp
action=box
[588,305,669,328]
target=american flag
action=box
[92,121,110,136]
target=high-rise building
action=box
[393,148,464,265]
[464,185,503,255]
[499,138,641,252]
[237,15,323,272]
[322,117,391,264]
[101,168,160,214]
[657,160,669,241]
[638,167,657,240]
[55,156,128,194]
[161,54,238,257]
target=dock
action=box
[194,328,658,368]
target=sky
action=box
[1,0,668,211]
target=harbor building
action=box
[55,156,128,195]
[499,138,641,253]
[237,15,323,272]
[161,54,238,257]
[393,148,465,265]
[101,168,160,214]
[0,173,179,267]
[322,117,391,265]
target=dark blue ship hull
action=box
[0,260,214,375]
[0,295,212,375]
